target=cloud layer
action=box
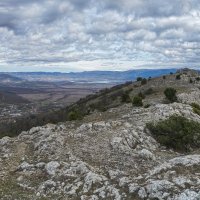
[0,0,200,71]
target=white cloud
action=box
[0,0,199,71]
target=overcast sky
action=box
[0,0,200,72]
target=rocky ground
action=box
[1,72,200,199]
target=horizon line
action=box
[0,68,180,73]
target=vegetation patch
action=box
[191,103,200,116]
[196,77,200,81]
[144,104,151,108]
[164,87,177,103]
[121,90,131,103]
[176,74,181,80]
[137,77,143,81]
[132,96,143,107]
[147,115,200,152]
[141,78,147,85]
[138,92,145,99]
[68,110,83,121]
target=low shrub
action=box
[176,74,181,80]
[189,78,193,83]
[141,78,147,85]
[68,110,83,121]
[121,91,131,103]
[164,87,177,103]
[196,77,200,81]
[137,77,143,81]
[132,96,143,107]
[191,103,200,116]
[138,92,145,99]
[147,115,200,152]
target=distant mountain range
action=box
[2,68,177,83]
[0,74,23,84]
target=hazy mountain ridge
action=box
[0,74,24,84]
[4,68,177,83]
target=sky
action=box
[0,0,200,72]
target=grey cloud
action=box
[0,0,200,71]
[101,0,200,17]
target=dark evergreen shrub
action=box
[141,78,147,85]
[164,87,177,103]
[132,96,143,107]
[137,77,143,81]
[191,103,200,116]
[176,74,181,80]
[147,115,200,152]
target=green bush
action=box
[137,77,143,81]
[163,75,166,79]
[132,96,143,107]
[176,74,181,80]
[68,110,82,121]
[141,78,147,85]
[164,87,177,103]
[196,77,200,81]
[147,115,200,152]
[121,91,131,103]
[138,92,145,99]
[189,78,193,83]
[191,103,200,116]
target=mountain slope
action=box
[0,69,200,199]
[0,93,200,199]
[0,91,29,104]
[0,68,199,138]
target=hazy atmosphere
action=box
[0,0,200,72]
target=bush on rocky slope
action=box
[164,87,177,103]
[132,95,143,107]
[141,78,147,85]
[176,74,181,80]
[191,102,200,116]
[68,110,83,121]
[147,115,200,152]
[121,90,131,103]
